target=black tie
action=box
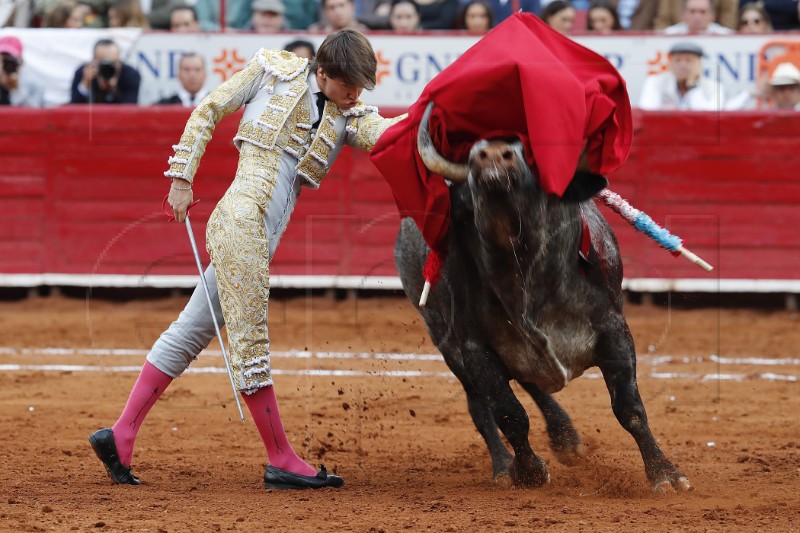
[312,91,328,129]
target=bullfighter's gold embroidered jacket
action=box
[164,48,406,188]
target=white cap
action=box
[769,62,800,86]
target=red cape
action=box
[370,13,632,281]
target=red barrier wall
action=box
[1,107,798,289]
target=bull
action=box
[394,103,692,493]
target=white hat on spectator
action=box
[252,0,285,14]
[668,42,704,57]
[769,63,800,86]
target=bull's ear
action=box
[561,171,608,203]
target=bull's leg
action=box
[519,382,584,465]
[464,385,514,482]
[436,347,513,481]
[596,319,693,493]
[461,346,549,488]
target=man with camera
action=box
[0,36,44,107]
[70,38,141,104]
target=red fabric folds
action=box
[370,13,632,284]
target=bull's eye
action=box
[502,150,513,161]
[478,150,488,160]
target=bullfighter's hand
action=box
[168,179,193,223]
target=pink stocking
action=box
[111,361,173,467]
[242,385,316,476]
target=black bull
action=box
[393,103,692,492]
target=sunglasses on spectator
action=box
[740,17,762,25]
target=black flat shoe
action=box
[263,464,344,490]
[88,428,140,485]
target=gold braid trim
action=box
[256,49,308,82]
[295,99,340,188]
[234,70,311,153]
[164,56,266,184]
[347,110,408,153]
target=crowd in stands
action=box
[1,0,799,110]
[2,0,798,34]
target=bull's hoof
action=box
[509,455,550,488]
[552,439,586,466]
[493,472,513,489]
[652,474,693,494]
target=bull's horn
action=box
[416,101,469,182]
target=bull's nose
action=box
[476,145,516,169]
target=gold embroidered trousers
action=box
[206,142,284,393]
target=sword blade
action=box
[185,215,245,422]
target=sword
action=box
[164,196,245,422]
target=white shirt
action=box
[5,70,44,107]
[638,71,726,111]
[307,70,326,127]
[177,87,210,107]
[663,22,733,34]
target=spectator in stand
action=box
[169,4,199,31]
[249,0,286,31]
[308,0,367,30]
[613,0,658,30]
[767,62,800,110]
[74,0,112,26]
[587,0,622,32]
[42,0,89,26]
[357,0,391,29]
[157,53,208,106]
[458,0,493,33]
[479,0,540,25]
[195,0,252,30]
[146,0,186,29]
[540,0,576,33]
[736,2,772,33]
[414,0,458,28]
[70,39,140,104]
[389,0,421,31]
[0,36,44,107]
[759,0,798,30]
[284,39,315,59]
[639,41,725,110]
[107,0,150,27]
[282,0,318,29]
[657,0,736,32]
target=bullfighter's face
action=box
[317,67,364,110]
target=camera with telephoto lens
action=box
[97,60,117,80]
[2,54,19,75]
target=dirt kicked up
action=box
[0,294,799,531]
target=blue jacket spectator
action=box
[760,0,799,30]
[472,0,541,25]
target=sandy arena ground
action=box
[0,293,799,532]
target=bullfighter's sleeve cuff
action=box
[345,106,408,153]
